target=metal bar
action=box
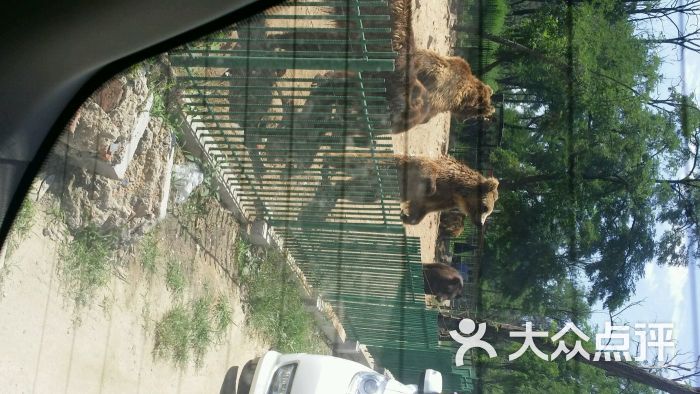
[170,55,395,71]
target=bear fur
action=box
[386,1,494,128]
[423,262,464,301]
[413,49,495,122]
[331,153,499,226]
[393,155,499,226]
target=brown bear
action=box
[423,262,464,301]
[413,49,495,122]
[393,155,499,226]
[384,0,495,129]
[439,209,467,238]
[327,153,499,226]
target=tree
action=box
[472,0,699,311]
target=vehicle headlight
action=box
[268,364,296,394]
[347,372,388,394]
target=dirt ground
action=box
[393,0,455,263]
[0,199,268,394]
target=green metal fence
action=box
[170,1,473,391]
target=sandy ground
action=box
[0,201,268,394]
[393,0,455,263]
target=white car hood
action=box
[287,354,372,394]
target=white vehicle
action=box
[220,350,443,394]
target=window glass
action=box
[1,1,698,393]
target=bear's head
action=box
[455,81,495,122]
[459,177,499,228]
[440,210,467,238]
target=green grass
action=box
[11,199,36,240]
[235,240,329,354]
[175,156,221,223]
[165,258,187,298]
[213,294,233,335]
[153,305,191,366]
[190,294,214,364]
[146,63,183,138]
[58,224,117,310]
[153,291,234,367]
[139,231,159,276]
[5,199,37,257]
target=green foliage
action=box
[213,294,233,334]
[190,293,215,363]
[153,291,234,367]
[153,305,191,366]
[478,320,656,394]
[455,0,509,87]
[480,277,590,328]
[5,198,36,257]
[146,61,184,142]
[165,258,187,298]
[234,240,329,354]
[184,153,220,201]
[10,199,36,241]
[177,155,221,222]
[473,0,691,311]
[478,347,656,394]
[58,224,117,310]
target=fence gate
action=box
[170,1,473,391]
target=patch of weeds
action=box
[213,294,233,337]
[11,199,36,241]
[188,155,221,199]
[147,65,184,136]
[153,305,191,367]
[5,199,37,256]
[153,291,234,368]
[141,297,153,333]
[2,199,37,294]
[139,231,159,276]
[58,224,117,310]
[0,248,11,296]
[190,293,214,365]
[46,200,66,227]
[165,258,187,298]
[234,240,329,354]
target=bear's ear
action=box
[480,178,499,193]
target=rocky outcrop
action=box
[50,68,175,242]
[59,69,153,180]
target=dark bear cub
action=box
[423,262,464,301]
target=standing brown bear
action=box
[333,153,499,226]
[395,155,499,227]
[367,0,496,131]
[413,49,496,123]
